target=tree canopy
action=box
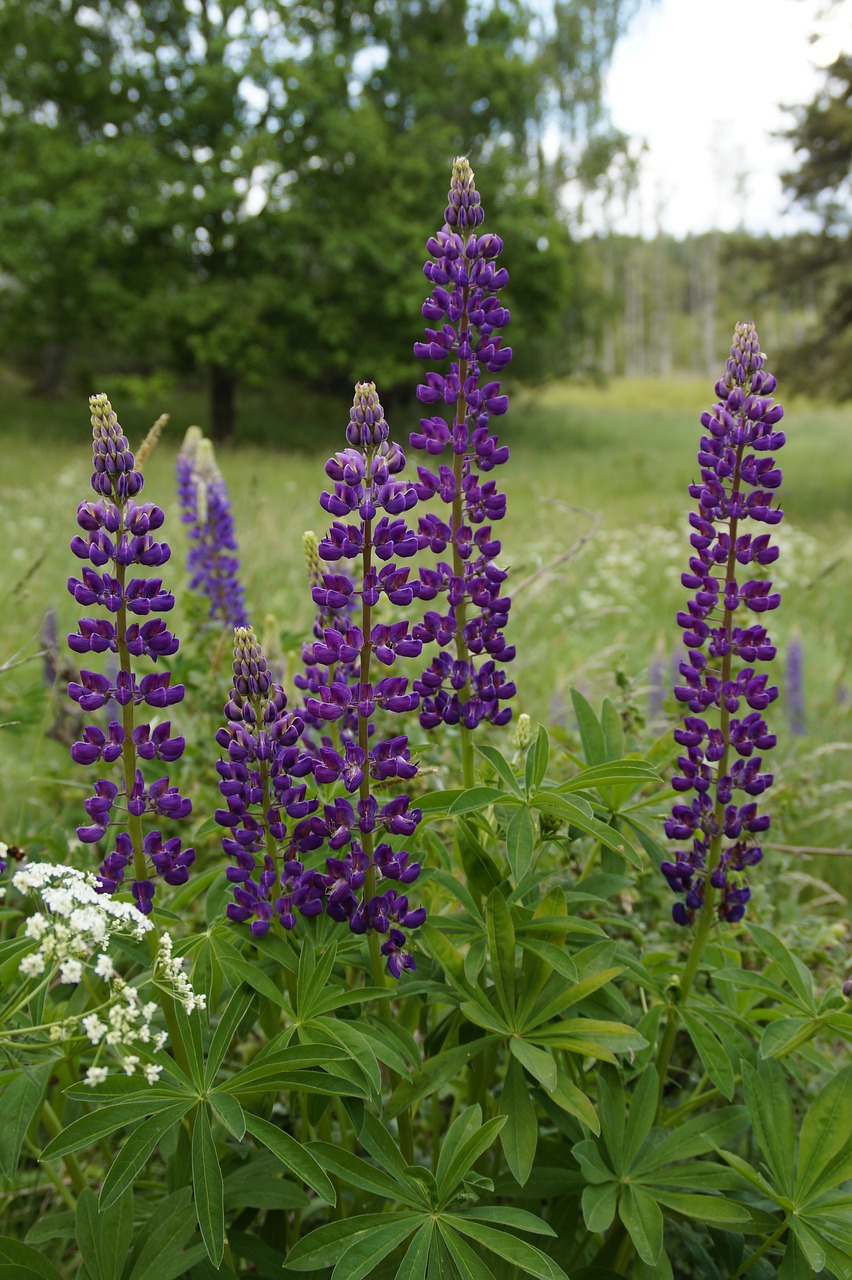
[0,0,644,434]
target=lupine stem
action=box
[731,1222,787,1278]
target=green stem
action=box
[24,1134,77,1211]
[655,439,745,1112]
[41,1099,87,1194]
[731,1221,787,1279]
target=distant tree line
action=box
[0,0,644,436]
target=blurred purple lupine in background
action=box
[648,642,668,727]
[176,426,248,628]
[786,632,806,736]
[293,529,361,748]
[663,324,785,926]
[217,626,320,937]
[67,394,195,910]
[409,158,515,777]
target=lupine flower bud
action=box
[410,158,515,731]
[663,324,784,926]
[136,413,169,470]
[176,427,248,628]
[68,395,194,909]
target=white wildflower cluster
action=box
[155,932,206,1014]
[12,862,151,981]
[11,862,175,1086]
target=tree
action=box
[782,52,852,398]
[0,0,646,434]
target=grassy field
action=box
[1,371,850,886]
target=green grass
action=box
[1,373,850,885]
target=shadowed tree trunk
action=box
[209,363,236,441]
[34,341,66,397]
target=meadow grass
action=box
[1,373,850,887]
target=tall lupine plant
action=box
[411,157,515,785]
[303,383,426,979]
[656,324,784,1081]
[68,394,195,911]
[292,530,361,747]
[176,425,249,628]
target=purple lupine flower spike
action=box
[176,427,249,628]
[68,393,194,909]
[216,626,319,937]
[304,383,426,977]
[293,530,361,747]
[663,324,785,926]
[410,157,515,733]
[786,632,806,736]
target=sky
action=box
[568,0,850,238]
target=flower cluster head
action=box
[67,394,194,910]
[411,156,515,730]
[663,323,785,926]
[176,426,248,628]
[11,862,203,1083]
[293,530,361,745]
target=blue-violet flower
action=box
[176,426,248,628]
[663,324,785,925]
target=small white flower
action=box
[20,952,46,978]
[122,1056,140,1076]
[59,959,83,984]
[85,1066,109,1087]
[94,954,113,980]
[143,1063,163,1085]
[82,1015,107,1045]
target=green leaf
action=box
[283,1215,391,1271]
[796,1064,852,1201]
[499,1056,537,1187]
[601,698,624,762]
[456,819,504,897]
[546,1073,599,1133]
[749,924,816,1010]
[648,1191,750,1227]
[487,889,516,1021]
[760,1017,816,1060]
[743,1059,796,1198]
[523,965,626,1030]
[332,1216,423,1280]
[532,795,642,868]
[556,761,658,794]
[459,998,509,1035]
[76,1186,133,1280]
[126,1188,198,1280]
[623,1067,659,1170]
[449,1218,570,1279]
[212,937,290,1010]
[395,1224,433,1280]
[507,805,536,883]
[99,1102,191,1209]
[386,1039,496,1121]
[435,1107,482,1190]
[191,1105,224,1266]
[518,938,577,985]
[42,1096,188,1160]
[476,744,524,796]
[0,1238,64,1280]
[0,1058,53,1179]
[777,1234,810,1280]
[209,1089,246,1140]
[454,1207,556,1237]
[582,1181,618,1233]
[681,1010,736,1100]
[297,938,339,1020]
[244,1113,335,1203]
[527,724,550,792]
[620,1185,663,1265]
[309,1143,422,1207]
[170,998,204,1087]
[631,1107,748,1175]
[597,1067,626,1171]
[437,1115,507,1202]
[449,787,510,815]
[204,984,254,1087]
[570,688,606,766]
[437,1226,498,1280]
[509,1038,558,1092]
